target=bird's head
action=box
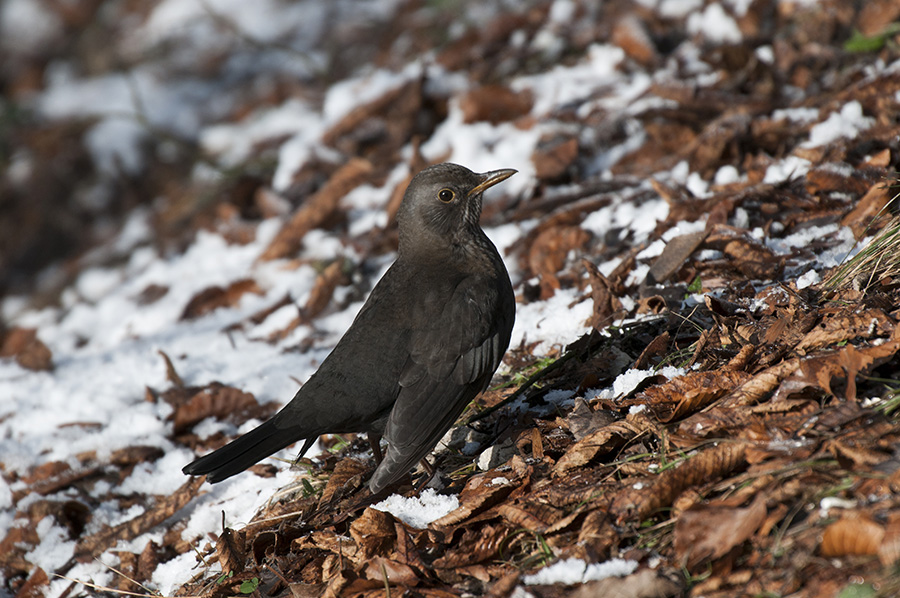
[397,163,516,253]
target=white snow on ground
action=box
[371,488,459,528]
[522,557,638,585]
[0,1,890,596]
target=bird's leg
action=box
[413,456,443,490]
[367,432,383,464]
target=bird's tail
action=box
[182,420,311,483]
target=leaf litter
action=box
[3,1,900,598]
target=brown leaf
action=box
[319,457,369,505]
[637,370,752,422]
[533,134,578,181]
[74,477,203,561]
[0,327,53,371]
[16,567,49,598]
[821,515,884,557]
[216,527,247,575]
[460,85,533,124]
[633,331,670,370]
[611,15,658,65]
[722,237,783,279]
[674,494,767,570]
[350,507,396,560]
[569,568,683,598]
[841,182,893,239]
[794,309,895,354]
[156,349,184,387]
[260,158,374,261]
[363,557,420,587]
[180,278,262,320]
[527,225,591,299]
[554,419,644,474]
[170,383,259,434]
[612,442,749,524]
[431,471,519,527]
[646,231,708,284]
[109,445,165,467]
[303,260,347,320]
[583,259,624,331]
[497,501,562,533]
[432,524,508,569]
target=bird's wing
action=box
[370,274,513,492]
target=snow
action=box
[371,488,459,528]
[686,3,742,44]
[802,101,874,148]
[522,557,639,585]
[0,0,889,595]
[0,0,64,54]
[587,366,687,401]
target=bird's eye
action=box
[438,188,455,203]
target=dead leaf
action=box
[363,557,420,586]
[612,441,749,524]
[646,231,707,284]
[319,458,369,505]
[261,158,374,261]
[636,370,751,422]
[431,471,519,527]
[16,567,49,598]
[554,419,644,474]
[674,494,767,570]
[821,515,884,557]
[533,134,578,181]
[460,85,533,124]
[583,259,624,331]
[216,527,247,575]
[180,279,262,320]
[0,327,53,371]
[74,477,203,561]
[169,383,259,434]
[350,507,396,560]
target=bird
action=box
[183,163,517,494]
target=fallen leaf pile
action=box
[3,1,900,597]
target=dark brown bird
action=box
[183,163,516,493]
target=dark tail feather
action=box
[183,420,312,483]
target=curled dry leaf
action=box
[431,471,519,528]
[260,158,374,261]
[216,527,247,575]
[674,494,767,570]
[170,383,259,434]
[74,477,204,562]
[349,507,397,561]
[583,259,624,332]
[363,557,420,587]
[527,225,591,299]
[432,524,508,569]
[460,85,533,125]
[180,278,262,320]
[636,370,751,423]
[612,441,749,524]
[554,419,644,474]
[497,501,563,534]
[820,515,884,557]
[0,327,53,371]
[319,458,369,506]
[794,309,895,355]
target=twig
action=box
[94,558,156,596]
[54,573,204,598]
[463,350,577,426]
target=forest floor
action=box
[3,1,900,597]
